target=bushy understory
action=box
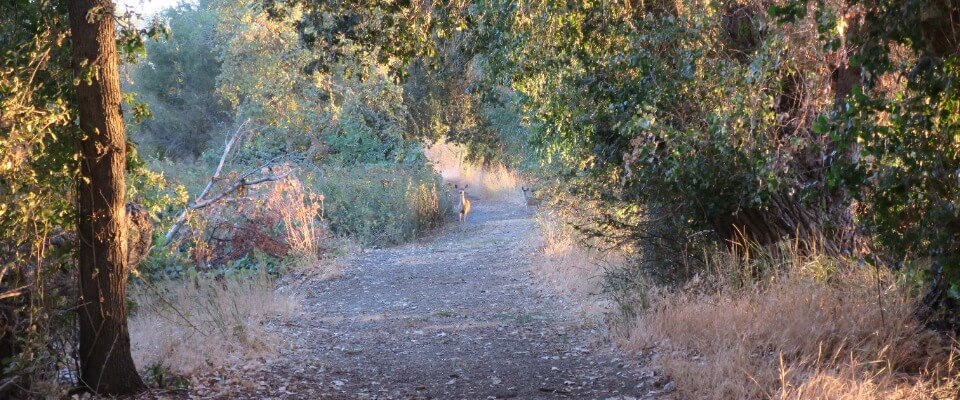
[493,0,960,397]
[485,0,960,306]
[3,0,959,396]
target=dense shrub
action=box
[305,164,451,246]
[472,0,960,296]
[307,164,451,245]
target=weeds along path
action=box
[188,197,651,399]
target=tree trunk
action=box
[67,0,145,394]
[710,193,857,258]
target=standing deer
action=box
[455,184,472,223]
[521,186,541,210]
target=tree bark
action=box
[67,0,145,394]
[710,192,857,258]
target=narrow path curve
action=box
[202,196,652,399]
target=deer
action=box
[521,186,541,210]
[454,184,472,223]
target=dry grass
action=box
[530,204,632,322]
[425,141,522,202]
[129,272,297,376]
[533,211,603,296]
[622,251,959,399]
[263,171,327,268]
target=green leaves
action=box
[128,0,230,159]
[768,1,806,24]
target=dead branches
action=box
[164,122,291,243]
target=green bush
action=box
[305,164,452,246]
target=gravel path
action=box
[177,196,655,399]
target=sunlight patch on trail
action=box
[425,141,525,204]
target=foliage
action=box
[305,164,451,246]
[814,0,960,276]
[464,0,952,288]
[213,0,427,165]
[468,0,849,281]
[214,0,325,157]
[263,0,434,77]
[324,63,426,165]
[128,0,231,159]
[0,2,78,394]
[126,149,190,234]
[272,0,531,167]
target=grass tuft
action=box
[621,250,959,399]
[129,271,297,376]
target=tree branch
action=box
[163,122,290,243]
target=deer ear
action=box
[463,184,469,189]
[453,184,459,189]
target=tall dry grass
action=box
[622,250,959,399]
[129,272,297,376]
[528,191,641,322]
[534,211,603,290]
[425,141,522,202]
[531,210,614,320]
[263,172,329,270]
[406,180,445,230]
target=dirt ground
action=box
[143,195,661,399]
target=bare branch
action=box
[164,170,289,243]
[0,285,29,301]
[164,121,290,244]
[190,170,291,209]
[164,122,247,243]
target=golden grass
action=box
[533,211,603,296]
[265,173,324,263]
[129,272,297,376]
[530,206,630,322]
[622,251,959,399]
[424,141,523,202]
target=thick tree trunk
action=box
[67,0,145,394]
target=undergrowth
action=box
[621,248,959,399]
[305,163,451,246]
[531,188,959,399]
[531,208,618,321]
[129,270,296,377]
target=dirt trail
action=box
[188,195,655,399]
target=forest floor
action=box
[141,196,660,399]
